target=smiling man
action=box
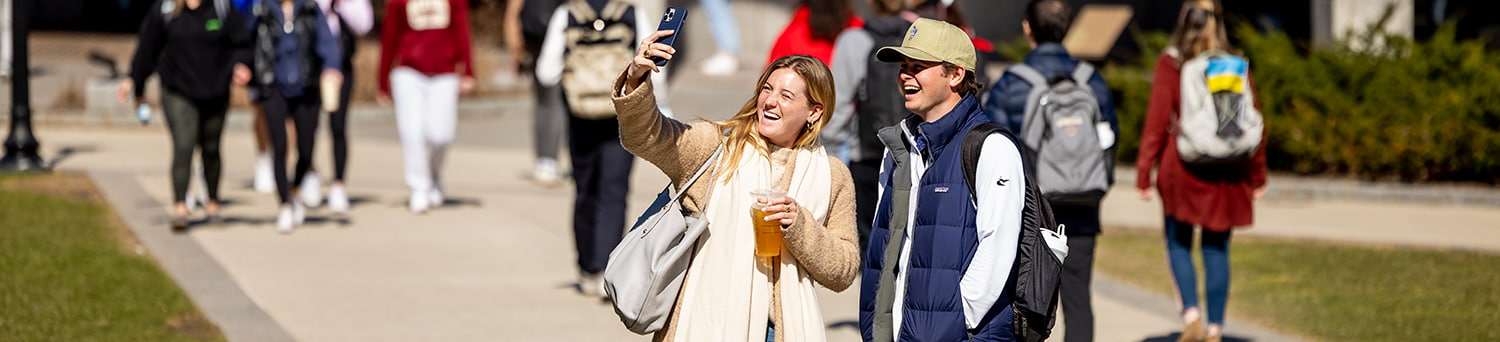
[858,18,1028,342]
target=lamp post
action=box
[0,0,43,172]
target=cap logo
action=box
[908,28,918,41]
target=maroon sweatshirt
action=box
[378,0,474,95]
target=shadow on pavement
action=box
[1141,333,1252,342]
[826,320,858,332]
[47,145,97,169]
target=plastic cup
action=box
[320,74,341,113]
[749,189,787,257]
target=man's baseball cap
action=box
[876,18,977,72]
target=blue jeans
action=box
[699,0,740,53]
[1164,216,1232,325]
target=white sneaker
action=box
[328,183,350,214]
[427,188,445,208]
[299,171,323,208]
[292,201,306,225]
[579,271,605,298]
[700,52,739,76]
[531,158,562,186]
[276,204,295,234]
[254,153,274,194]
[409,193,429,214]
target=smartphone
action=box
[651,7,687,66]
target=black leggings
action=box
[261,89,320,205]
[327,63,354,181]
[162,90,227,203]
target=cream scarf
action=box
[672,142,833,342]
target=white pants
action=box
[390,67,459,195]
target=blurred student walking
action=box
[377,0,476,214]
[534,0,647,298]
[120,0,252,231]
[310,0,373,213]
[246,0,343,232]
[985,1,1118,340]
[1136,1,1268,341]
[508,0,568,185]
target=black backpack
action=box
[960,122,1065,342]
[853,17,912,163]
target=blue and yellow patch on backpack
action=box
[1205,55,1248,94]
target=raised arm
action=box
[610,71,720,186]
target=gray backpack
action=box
[1177,51,1263,165]
[1009,63,1110,205]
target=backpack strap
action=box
[1070,62,1095,86]
[1007,63,1047,88]
[215,0,228,21]
[567,0,598,24]
[600,0,630,22]
[962,122,1017,204]
[1008,63,1049,152]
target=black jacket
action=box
[129,0,252,101]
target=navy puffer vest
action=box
[860,96,1015,341]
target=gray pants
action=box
[162,90,228,203]
[532,74,566,160]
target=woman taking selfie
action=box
[614,30,859,341]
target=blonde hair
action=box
[1168,0,1234,64]
[711,55,835,182]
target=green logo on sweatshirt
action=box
[205,18,222,31]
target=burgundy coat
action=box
[1135,53,1268,231]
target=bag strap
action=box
[1071,62,1096,86]
[600,0,629,22]
[668,144,724,205]
[567,0,598,24]
[1007,63,1047,88]
[961,122,1062,234]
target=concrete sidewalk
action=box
[39,107,1493,342]
[27,62,1497,342]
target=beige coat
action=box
[612,72,860,342]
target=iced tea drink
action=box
[749,189,786,257]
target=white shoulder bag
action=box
[604,145,722,334]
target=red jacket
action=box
[764,5,863,67]
[378,0,474,95]
[1136,53,1267,231]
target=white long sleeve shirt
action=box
[535,3,671,114]
[536,3,652,86]
[885,124,1025,339]
[316,0,374,37]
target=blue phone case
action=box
[651,7,687,66]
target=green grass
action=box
[0,174,223,341]
[1096,227,1500,342]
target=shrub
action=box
[1239,20,1500,183]
[1105,19,1500,183]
